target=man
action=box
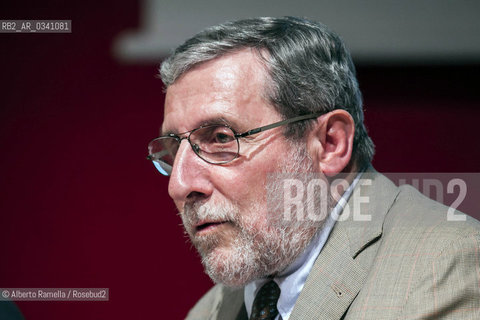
[147,17,480,319]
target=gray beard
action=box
[179,143,332,287]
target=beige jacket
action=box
[186,170,480,320]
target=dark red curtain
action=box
[0,1,478,319]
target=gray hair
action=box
[160,16,375,167]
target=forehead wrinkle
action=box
[163,49,275,135]
[189,50,267,103]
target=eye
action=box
[189,125,239,161]
[161,138,180,156]
[214,132,234,143]
[191,125,236,148]
[205,126,235,144]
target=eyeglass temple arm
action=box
[235,113,322,138]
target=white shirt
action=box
[244,171,364,320]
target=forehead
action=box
[162,49,281,133]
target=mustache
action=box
[181,201,239,233]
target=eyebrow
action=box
[160,116,242,136]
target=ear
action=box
[306,110,355,177]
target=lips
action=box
[195,220,227,233]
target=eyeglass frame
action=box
[147,112,323,174]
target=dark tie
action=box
[250,280,281,320]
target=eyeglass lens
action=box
[148,125,240,175]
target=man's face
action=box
[162,50,319,287]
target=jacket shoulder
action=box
[348,183,480,319]
[384,183,480,237]
[185,284,223,320]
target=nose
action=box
[168,140,214,204]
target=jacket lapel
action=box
[289,170,399,320]
[215,286,246,320]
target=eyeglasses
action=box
[147,113,322,176]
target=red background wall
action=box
[0,1,479,319]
